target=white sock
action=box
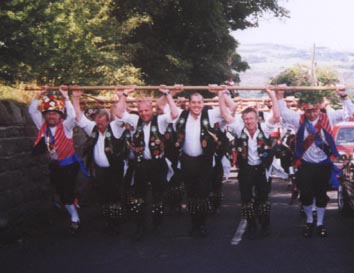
[65,204,80,222]
[312,198,316,211]
[303,205,313,223]
[316,207,325,226]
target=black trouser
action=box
[210,156,224,211]
[132,158,168,226]
[95,161,125,221]
[238,164,270,204]
[297,161,331,208]
[238,164,271,228]
[134,158,167,202]
[95,161,124,204]
[181,154,213,227]
[49,161,79,205]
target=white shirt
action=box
[180,108,224,157]
[76,114,125,167]
[228,118,275,166]
[278,99,354,163]
[28,99,76,139]
[120,111,174,160]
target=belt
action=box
[58,153,90,177]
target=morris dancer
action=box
[219,87,280,239]
[72,89,131,234]
[173,87,226,237]
[115,85,181,240]
[29,86,84,233]
[276,87,354,237]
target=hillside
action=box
[237,43,354,89]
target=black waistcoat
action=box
[132,115,164,162]
[175,109,217,157]
[235,123,273,169]
[84,124,129,169]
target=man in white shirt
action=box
[173,88,226,237]
[72,90,131,234]
[219,88,280,239]
[115,85,180,240]
[276,87,354,238]
[29,86,81,234]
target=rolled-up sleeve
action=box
[76,114,96,136]
[28,99,43,129]
[278,99,300,131]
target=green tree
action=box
[112,0,286,87]
[0,0,144,85]
[270,64,340,106]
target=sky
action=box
[232,0,354,51]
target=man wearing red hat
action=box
[29,86,82,233]
[276,87,354,238]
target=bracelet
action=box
[340,94,348,99]
[123,92,128,97]
[164,91,171,96]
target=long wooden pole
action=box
[24,85,341,91]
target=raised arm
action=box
[71,89,84,122]
[265,87,280,125]
[158,84,183,120]
[218,90,235,124]
[28,86,47,129]
[332,86,354,124]
[115,86,135,119]
[275,90,301,130]
[208,85,236,124]
[59,85,76,131]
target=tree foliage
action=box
[111,0,286,86]
[0,0,144,85]
[0,0,287,89]
[270,64,341,106]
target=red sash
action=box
[34,120,75,160]
[299,112,332,153]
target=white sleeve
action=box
[158,113,174,134]
[76,114,96,136]
[228,115,244,137]
[121,112,139,131]
[327,99,354,126]
[278,99,300,131]
[63,100,76,133]
[110,117,125,138]
[208,108,224,126]
[261,121,276,137]
[28,99,43,129]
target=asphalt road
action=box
[2,175,354,273]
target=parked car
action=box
[332,121,354,214]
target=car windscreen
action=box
[335,127,354,146]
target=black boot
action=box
[246,219,257,240]
[198,214,208,238]
[152,203,164,232]
[259,203,271,238]
[189,214,199,237]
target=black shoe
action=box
[302,223,313,238]
[246,222,257,240]
[189,225,199,237]
[199,225,208,238]
[134,225,146,241]
[260,225,271,238]
[312,211,317,222]
[69,221,80,234]
[105,221,120,235]
[316,225,327,237]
